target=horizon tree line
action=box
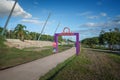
[81,28,120,50]
[0,24,63,42]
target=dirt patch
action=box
[5,39,53,49]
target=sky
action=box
[0,0,120,41]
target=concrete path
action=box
[0,47,75,80]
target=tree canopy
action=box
[0,24,64,42]
[81,28,120,50]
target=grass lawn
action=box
[40,48,120,80]
[0,38,72,70]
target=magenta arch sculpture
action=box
[54,27,80,55]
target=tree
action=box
[0,27,7,36]
[14,24,27,41]
[0,27,3,33]
[58,36,63,43]
[28,32,37,40]
[81,37,99,48]
[114,28,119,32]
[82,28,120,50]
[99,28,120,49]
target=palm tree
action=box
[14,24,27,41]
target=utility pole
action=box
[38,13,51,40]
[54,22,60,35]
[1,0,18,36]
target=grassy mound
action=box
[0,37,73,70]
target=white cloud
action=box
[84,22,96,27]
[81,22,104,27]
[87,15,99,19]
[80,19,120,28]
[77,11,92,16]
[34,2,39,5]
[78,12,107,19]
[116,15,120,18]
[42,9,52,14]
[105,15,120,27]
[87,12,107,19]
[0,0,32,18]
[21,18,54,26]
[21,19,44,25]
[97,2,102,5]
[100,12,107,17]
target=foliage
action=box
[81,37,99,48]
[0,27,3,33]
[58,36,63,43]
[13,24,27,41]
[0,24,64,42]
[0,35,6,47]
[67,39,74,42]
[40,49,120,80]
[108,53,120,64]
[0,45,72,70]
[99,28,120,49]
[81,28,120,50]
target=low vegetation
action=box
[40,48,120,80]
[0,37,73,70]
[81,28,120,50]
[0,24,63,42]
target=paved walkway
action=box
[0,47,75,80]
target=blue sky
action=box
[0,0,120,41]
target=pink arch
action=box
[54,33,80,55]
[63,27,70,33]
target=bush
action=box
[0,35,6,47]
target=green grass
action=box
[0,36,6,47]
[0,47,53,69]
[40,49,92,80]
[40,48,120,80]
[0,38,72,70]
[108,53,120,64]
[40,55,76,80]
